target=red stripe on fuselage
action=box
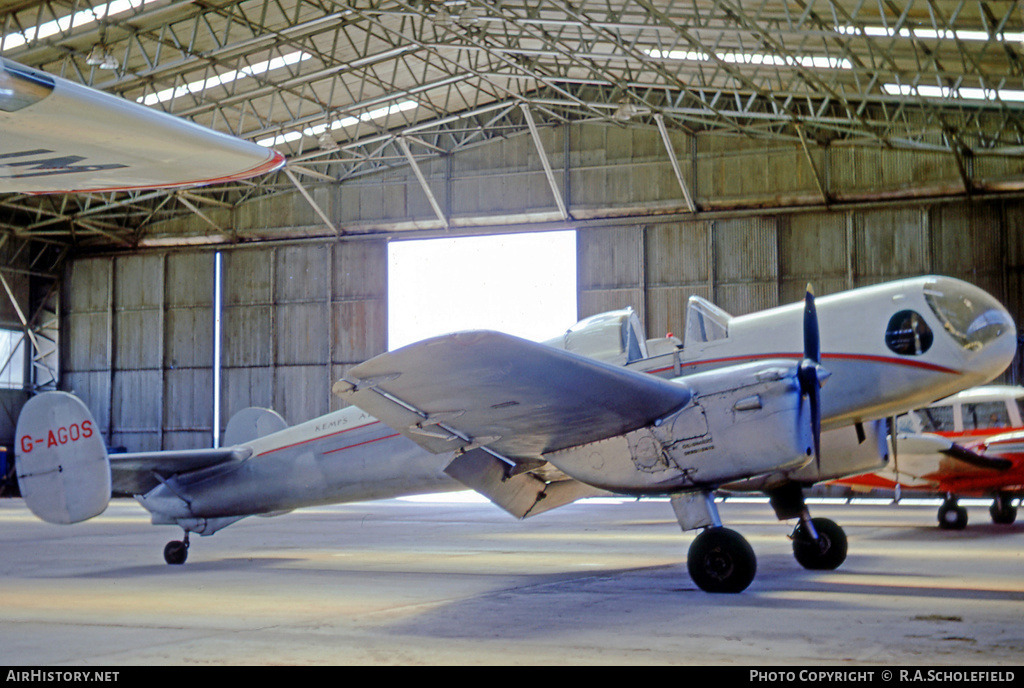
[645,352,961,376]
[259,419,400,457]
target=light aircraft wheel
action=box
[792,517,847,570]
[164,540,188,565]
[990,497,1017,525]
[937,502,968,530]
[687,527,756,594]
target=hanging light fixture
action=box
[85,44,105,66]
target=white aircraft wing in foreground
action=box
[0,58,284,194]
[13,276,1019,593]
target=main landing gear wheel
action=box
[163,533,190,565]
[990,495,1018,525]
[792,517,847,570]
[938,500,968,530]
[687,527,757,594]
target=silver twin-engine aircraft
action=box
[14,276,1016,592]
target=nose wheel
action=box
[163,532,190,565]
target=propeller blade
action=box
[803,283,820,364]
[799,285,823,471]
[799,360,822,470]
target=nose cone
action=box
[924,277,1017,384]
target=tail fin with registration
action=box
[15,392,110,524]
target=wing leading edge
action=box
[894,432,1013,473]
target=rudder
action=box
[15,392,110,524]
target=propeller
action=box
[796,284,829,472]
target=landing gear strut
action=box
[671,491,757,593]
[163,532,190,565]
[938,496,968,530]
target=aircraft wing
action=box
[333,330,692,463]
[110,447,251,495]
[1,58,284,194]
[894,432,1012,473]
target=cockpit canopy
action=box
[923,279,1014,352]
[546,308,648,365]
[884,278,1015,357]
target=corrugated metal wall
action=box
[62,240,387,450]
[220,240,387,425]
[61,253,213,451]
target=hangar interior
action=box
[1,0,1023,457]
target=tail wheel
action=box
[163,537,189,565]
[792,517,847,570]
[687,527,757,594]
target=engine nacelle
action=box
[543,360,814,494]
[725,419,888,493]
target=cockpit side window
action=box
[684,296,731,347]
[885,310,934,356]
[963,401,1010,430]
[923,283,1013,352]
[919,405,955,432]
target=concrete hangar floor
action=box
[0,494,1022,665]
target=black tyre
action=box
[164,540,188,565]
[938,502,968,530]
[792,517,847,570]
[687,527,757,594]
[990,498,1017,525]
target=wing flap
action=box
[334,330,692,461]
[444,449,608,519]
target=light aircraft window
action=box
[0,60,54,112]
[884,310,933,356]
[895,411,920,434]
[918,406,955,432]
[963,401,1010,430]
[684,296,730,346]
[924,284,1013,352]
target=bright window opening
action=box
[138,51,312,106]
[387,231,578,351]
[1,0,155,53]
[0,328,25,389]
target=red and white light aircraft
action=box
[831,386,1024,529]
[14,276,1017,593]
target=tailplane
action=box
[15,392,110,524]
